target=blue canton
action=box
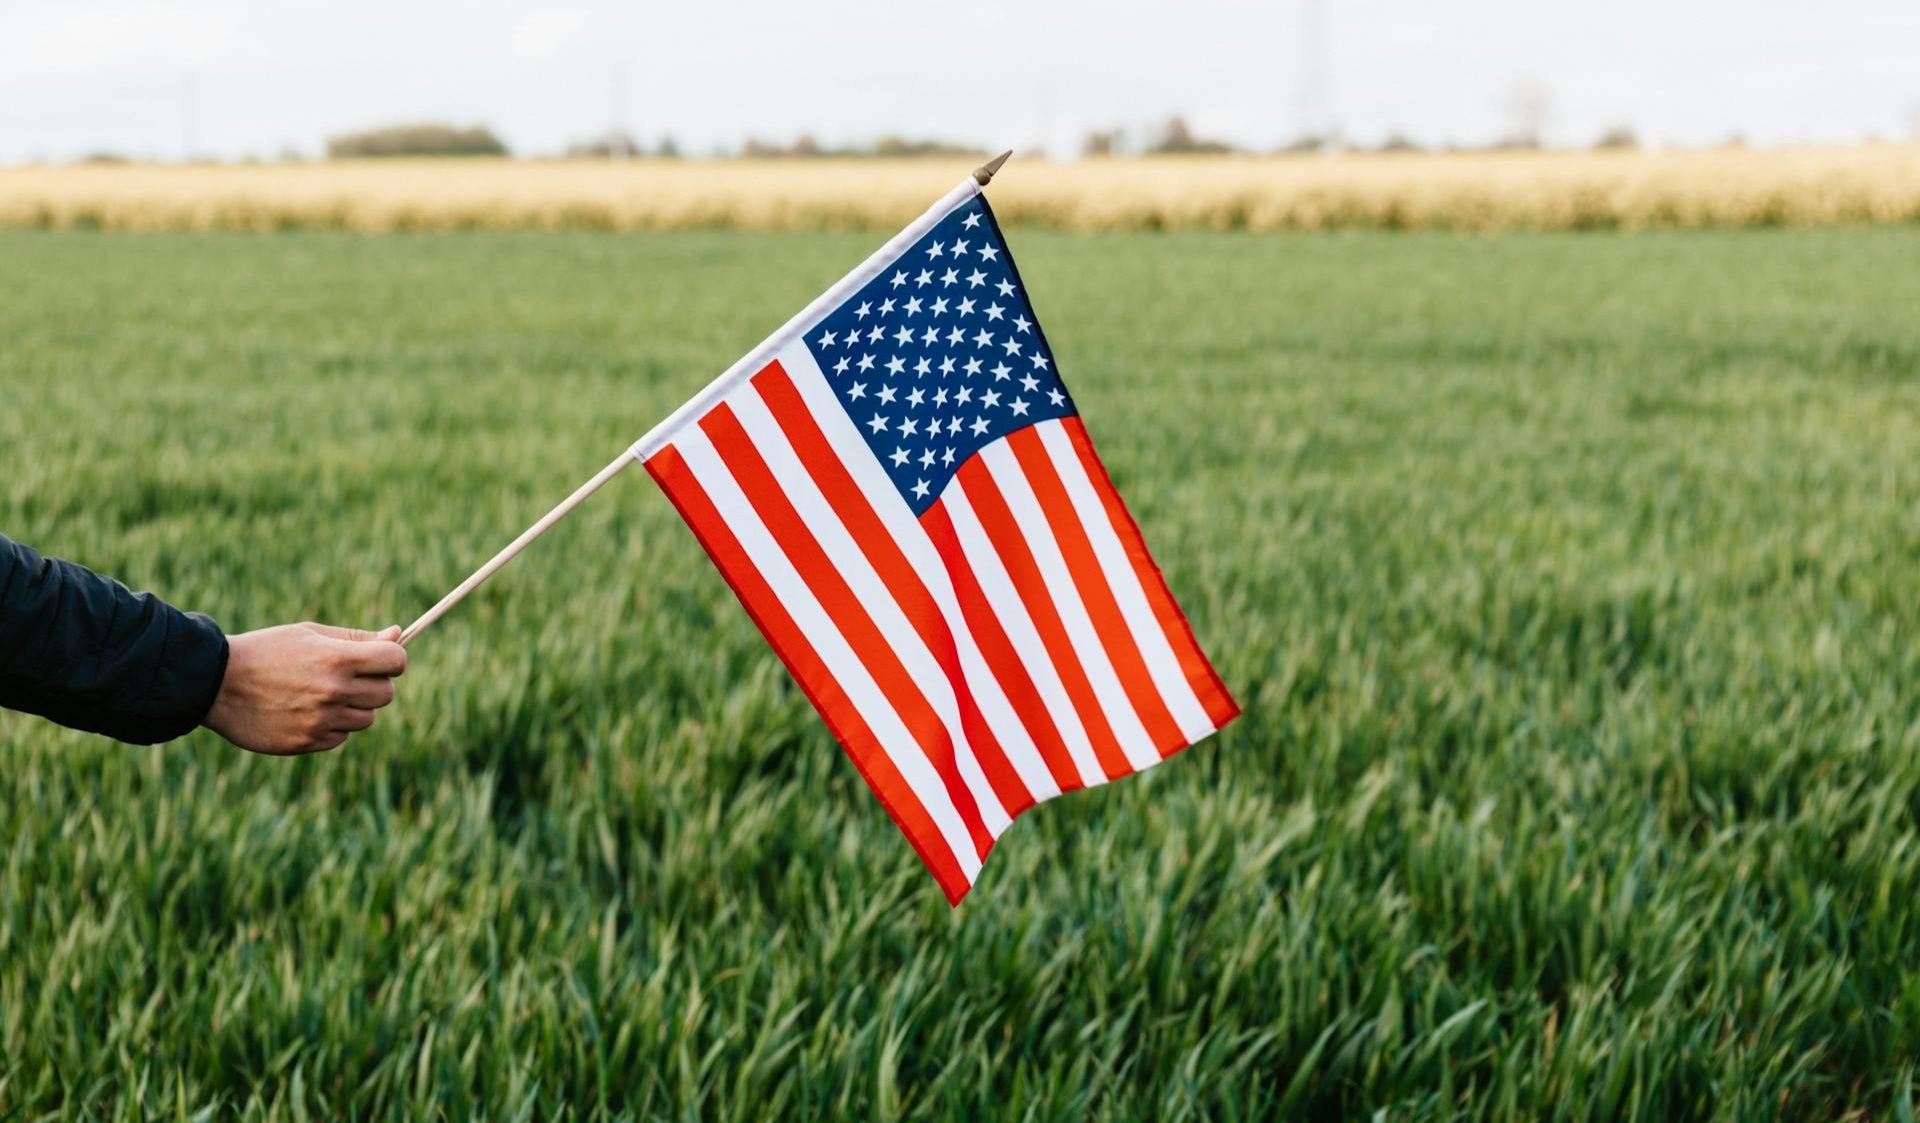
[804,195,1076,515]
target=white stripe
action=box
[778,342,1065,802]
[975,443,1162,771]
[726,383,1012,836]
[1035,421,1215,741]
[672,427,983,880]
[940,486,1111,789]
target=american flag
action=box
[633,177,1238,903]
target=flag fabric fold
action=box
[634,177,1238,903]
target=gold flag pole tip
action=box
[972,149,1013,186]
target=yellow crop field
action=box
[4,145,1918,233]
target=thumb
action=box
[306,622,395,643]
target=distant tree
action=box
[867,136,980,158]
[565,130,643,159]
[1376,132,1421,153]
[76,152,132,165]
[1497,79,1554,149]
[1278,133,1330,154]
[1081,128,1123,157]
[1593,124,1639,151]
[327,123,508,158]
[1147,116,1238,155]
[655,134,681,159]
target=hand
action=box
[203,622,408,755]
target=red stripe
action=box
[954,457,1134,782]
[752,363,1036,818]
[921,502,1087,794]
[1005,426,1188,757]
[699,404,996,861]
[1058,417,1240,728]
[645,446,971,903]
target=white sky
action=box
[4,0,1918,162]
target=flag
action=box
[632,176,1238,903]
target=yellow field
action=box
[4,145,1918,233]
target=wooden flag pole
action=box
[398,149,1014,646]
[399,450,634,645]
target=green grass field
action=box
[2,224,1918,1121]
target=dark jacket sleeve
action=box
[0,534,229,745]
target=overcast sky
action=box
[5,0,1918,163]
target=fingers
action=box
[329,707,378,734]
[339,676,397,709]
[330,635,408,678]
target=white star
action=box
[1010,398,1030,417]
[974,329,994,348]
[818,330,837,347]
[1031,353,1050,370]
[982,389,1002,408]
[915,269,933,288]
[868,414,889,433]
[952,239,969,256]
[848,381,867,400]
[947,416,961,435]
[889,271,906,289]
[885,356,906,375]
[914,357,932,377]
[854,301,872,319]
[931,297,949,316]
[957,386,973,405]
[901,417,919,437]
[1013,314,1032,334]
[934,387,949,407]
[890,447,910,467]
[980,245,999,261]
[962,212,982,229]
[943,447,956,465]
[996,279,1015,297]
[857,354,875,372]
[970,416,990,435]
[967,269,988,289]
[928,241,944,258]
[878,298,895,316]
[922,326,940,345]
[878,384,897,404]
[985,303,1005,321]
[963,358,982,376]
[991,362,1010,380]
[941,268,959,287]
[1002,337,1022,356]
[907,387,926,407]
[867,325,885,344]
[957,298,976,316]
[832,356,850,375]
[894,326,914,346]
[1047,387,1065,407]
[1020,373,1039,392]
[919,449,935,468]
[938,356,955,376]
[904,297,922,316]
[912,479,930,499]
[947,327,966,345]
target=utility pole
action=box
[610,64,628,161]
[1297,0,1333,150]
[182,71,198,162]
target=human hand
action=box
[203,622,408,755]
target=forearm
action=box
[0,535,228,744]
